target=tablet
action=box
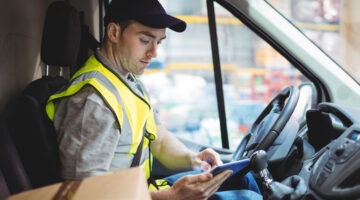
[210,158,250,176]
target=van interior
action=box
[1,0,360,199]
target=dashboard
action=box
[305,125,360,199]
[299,103,360,199]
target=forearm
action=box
[151,125,197,170]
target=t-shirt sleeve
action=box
[53,86,120,180]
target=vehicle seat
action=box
[0,119,32,199]
[4,0,81,189]
[0,169,10,200]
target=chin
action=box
[134,70,145,76]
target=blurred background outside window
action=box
[140,0,349,149]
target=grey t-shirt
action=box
[54,86,120,179]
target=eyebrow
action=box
[140,31,166,41]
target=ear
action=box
[106,22,120,43]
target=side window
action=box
[214,2,307,149]
[141,0,307,150]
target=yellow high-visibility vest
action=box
[46,55,157,179]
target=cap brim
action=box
[136,14,186,32]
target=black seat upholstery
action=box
[41,1,81,67]
[0,169,10,200]
[0,119,32,198]
[5,77,68,188]
[3,0,81,191]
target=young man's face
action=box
[114,21,166,75]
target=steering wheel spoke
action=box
[233,86,299,161]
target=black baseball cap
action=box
[104,0,186,32]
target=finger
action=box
[206,170,232,190]
[211,170,232,191]
[193,158,213,172]
[212,169,232,184]
[185,173,212,185]
[211,155,223,167]
[199,160,211,172]
[202,148,223,167]
[200,170,233,197]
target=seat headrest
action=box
[41,1,81,67]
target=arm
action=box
[53,86,119,179]
[148,113,232,199]
[150,124,223,171]
[150,124,195,170]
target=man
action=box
[46,0,262,199]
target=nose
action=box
[147,42,158,58]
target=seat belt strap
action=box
[130,133,144,167]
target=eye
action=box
[140,38,150,44]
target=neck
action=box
[99,45,130,78]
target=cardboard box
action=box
[7,167,151,200]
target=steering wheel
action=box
[232,85,299,160]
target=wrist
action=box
[190,152,200,170]
[150,188,173,200]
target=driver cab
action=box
[1,0,360,199]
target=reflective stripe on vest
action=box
[46,55,157,178]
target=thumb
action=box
[193,160,211,172]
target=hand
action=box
[193,148,223,172]
[167,170,233,200]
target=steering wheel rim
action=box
[233,86,300,160]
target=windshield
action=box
[266,0,360,83]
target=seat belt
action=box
[130,133,145,167]
[130,78,149,167]
[130,131,159,190]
